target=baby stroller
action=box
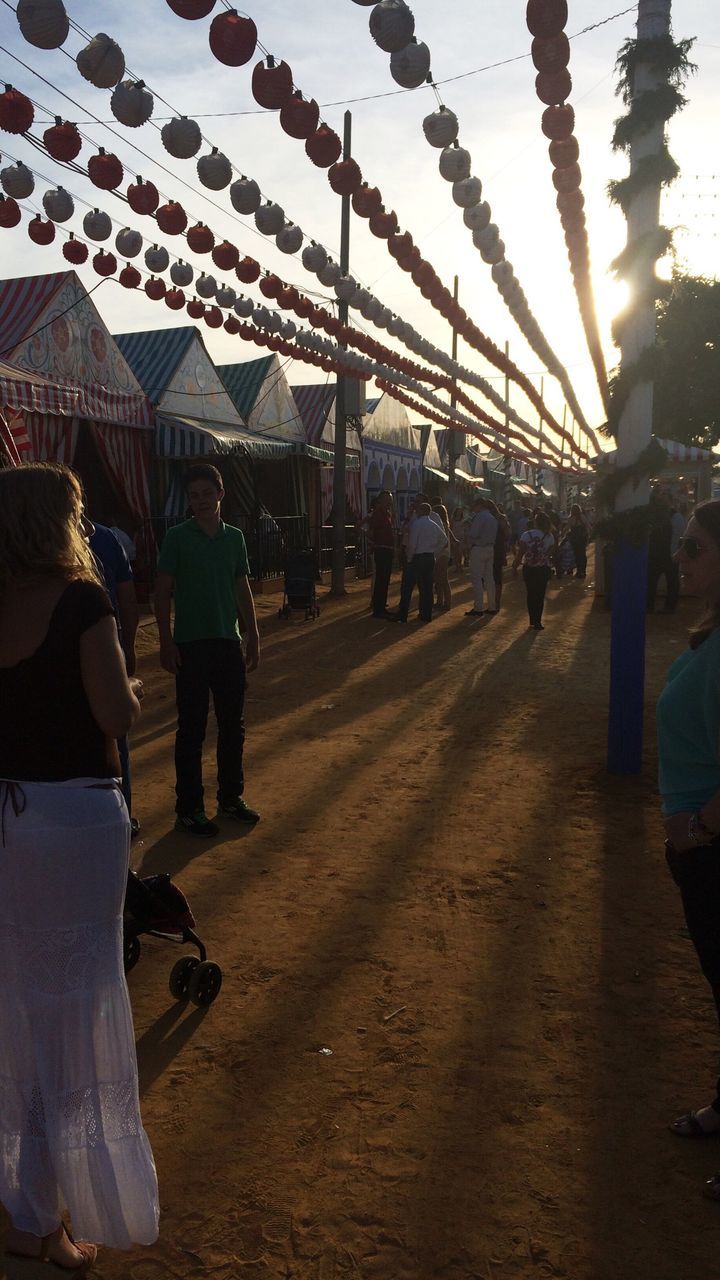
[123,870,223,1007]
[278,547,320,620]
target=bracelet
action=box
[688,812,718,846]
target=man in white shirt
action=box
[396,502,448,622]
[465,496,498,616]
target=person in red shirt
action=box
[368,490,396,618]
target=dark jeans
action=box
[648,557,679,611]
[666,837,720,1109]
[569,532,587,576]
[523,565,551,626]
[175,639,246,815]
[372,546,393,616]
[399,553,434,622]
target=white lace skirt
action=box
[0,779,160,1247]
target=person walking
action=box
[450,507,467,570]
[396,502,447,623]
[431,503,453,611]
[0,462,159,1271]
[513,511,555,630]
[368,490,395,618]
[567,503,589,579]
[485,499,509,611]
[155,463,260,837]
[465,496,498,617]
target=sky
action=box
[0,0,717,460]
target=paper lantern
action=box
[126,176,159,214]
[388,230,413,258]
[370,0,415,53]
[439,144,471,183]
[234,296,253,317]
[42,186,74,222]
[111,79,154,128]
[259,273,282,299]
[224,316,240,335]
[369,208,398,238]
[229,176,261,215]
[88,148,123,190]
[552,161,581,193]
[119,263,141,289]
[473,223,499,254]
[305,125,342,168]
[252,305,271,328]
[0,196,21,228]
[328,158,362,196]
[165,288,185,310]
[452,176,482,208]
[161,115,202,161]
[209,11,257,65]
[196,273,217,298]
[278,285,299,309]
[235,255,260,283]
[171,260,194,287]
[302,242,327,272]
[93,250,116,276]
[216,286,236,308]
[531,32,570,74]
[156,201,187,235]
[276,223,303,254]
[335,275,357,303]
[389,39,430,89]
[27,215,54,245]
[251,56,293,110]
[280,319,296,340]
[43,117,81,161]
[166,0,216,16]
[352,183,382,217]
[145,244,169,272]
[76,33,125,88]
[82,208,112,241]
[422,105,458,148]
[212,240,239,271]
[1,160,34,199]
[62,235,88,264]
[526,0,568,38]
[549,135,579,168]
[398,246,421,272]
[115,226,142,257]
[0,86,34,134]
[535,68,572,106]
[197,148,232,190]
[491,260,513,287]
[280,92,320,140]
[317,260,340,288]
[254,201,285,235]
[17,0,69,48]
[204,306,223,328]
[541,103,575,140]
[556,188,584,216]
[186,298,204,319]
[186,222,215,253]
[463,200,491,232]
[145,276,166,300]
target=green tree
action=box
[653,272,720,447]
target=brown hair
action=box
[432,502,449,531]
[184,462,223,491]
[689,499,720,649]
[0,462,102,601]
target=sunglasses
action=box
[677,536,704,560]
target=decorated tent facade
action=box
[291,382,363,524]
[362,392,422,518]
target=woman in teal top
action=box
[657,499,720,1198]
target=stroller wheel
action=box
[124,933,141,974]
[188,960,223,1007]
[169,954,200,1001]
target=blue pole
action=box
[607,538,648,773]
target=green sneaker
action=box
[219,798,260,824]
[175,810,220,837]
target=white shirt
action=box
[467,510,498,548]
[408,515,448,558]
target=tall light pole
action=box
[330,110,352,597]
[447,275,460,509]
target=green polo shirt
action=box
[158,518,250,642]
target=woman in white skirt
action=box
[0,464,159,1273]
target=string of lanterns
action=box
[525,0,610,413]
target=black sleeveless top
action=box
[0,579,116,782]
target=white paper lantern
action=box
[317,259,340,287]
[350,287,369,311]
[1,161,34,199]
[390,39,431,89]
[491,260,513,287]
[452,176,482,209]
[265,311,281,332]
[170,260,194,287]
[196,273,217,299]
[111,79,153,128]
[276,222,303,254]
[17,0,69,50]
[463,201,491,232]
[422,105,458,149]
[439,144,471,183]
[387,316,403,337]
[254,201,285,235]
[369,0,415,53]
[252,305,271,328]
[229,177,261,217]
[216,285,237,308]
[144,243,169,272]
[280,319,296,339]
[480,237,505,265]
[234,296,253,318]
[83,208,112,241]
[76,32,125,88]
[161,116,202,160]
[115,226,142,258]
[197,149,232,191]
[335,274,357,303]
[42,186,73,222]
[302,242,327,273]
[366,298,383,323]
[473,222,499,253]
[376,307,392,328]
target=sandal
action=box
[5,1224,97,1275]
[670,1110,720,1138]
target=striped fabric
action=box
[320,468,363,523]
[656,437,713,463]
[0,358,152,427]
[0,273,67,358]
[94,422,151,524]
[114,328,195,402]
[155,413,297,459]
[292,383,337,444]
[28,411,79,464]
[218,356,274,418]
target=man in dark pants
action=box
[396,502,447,623]
[368,490,395,618]
[155,463,260,836]
[647,492,675,613]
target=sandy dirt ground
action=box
[26,554,720,1279]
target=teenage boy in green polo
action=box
[155,463,260,836]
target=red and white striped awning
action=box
[0,358,152,428]
[600,437,715,467]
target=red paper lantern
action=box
[389,231,413,259]
[126,177,159,215]
[280,92,319,140]
[88,148,124,190]
[165,287,185,310]
[145,276,166,300]
[204,306,223,328]
[186,222,215,253]
[119,263,141,289]
[63,236,89,264]
[251,57,293,110]
[224,315,241,335]
[235,255,260,283]
[267,335,282,352]
[209,11,257,67]
[305,125,342,168]
[541,103,575,140]
[535,69,572,107]
[259,273,282,300]
[212,239,239,271]
[294,296,313,320]
[309,305,325,327]
[552,161,581,193]
[166,0,216,17]
[556,188,584,216]
[549,135,580,169]
[352,183,382,218]
[324,315,341,337]
[156,201,187,235]
[531,33,570,74]
[369,208,398,239]
[561,213,586,236]
[43,118,82,162]
[399,247,421,273]
[278,285,299,309]
[0,196,21,229]
[251,330,265,346]
[93,250,117,276]
[328,158,362,196]
[526,0,568,38]
[28,215,55,245]
[187,298,204,318]
[0,86,34,135]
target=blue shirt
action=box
[657,628,720,815]
[89,523,133,612]
[467,510,498,548]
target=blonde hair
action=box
[0,462,102,599]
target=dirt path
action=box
[94,558,719,1280]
